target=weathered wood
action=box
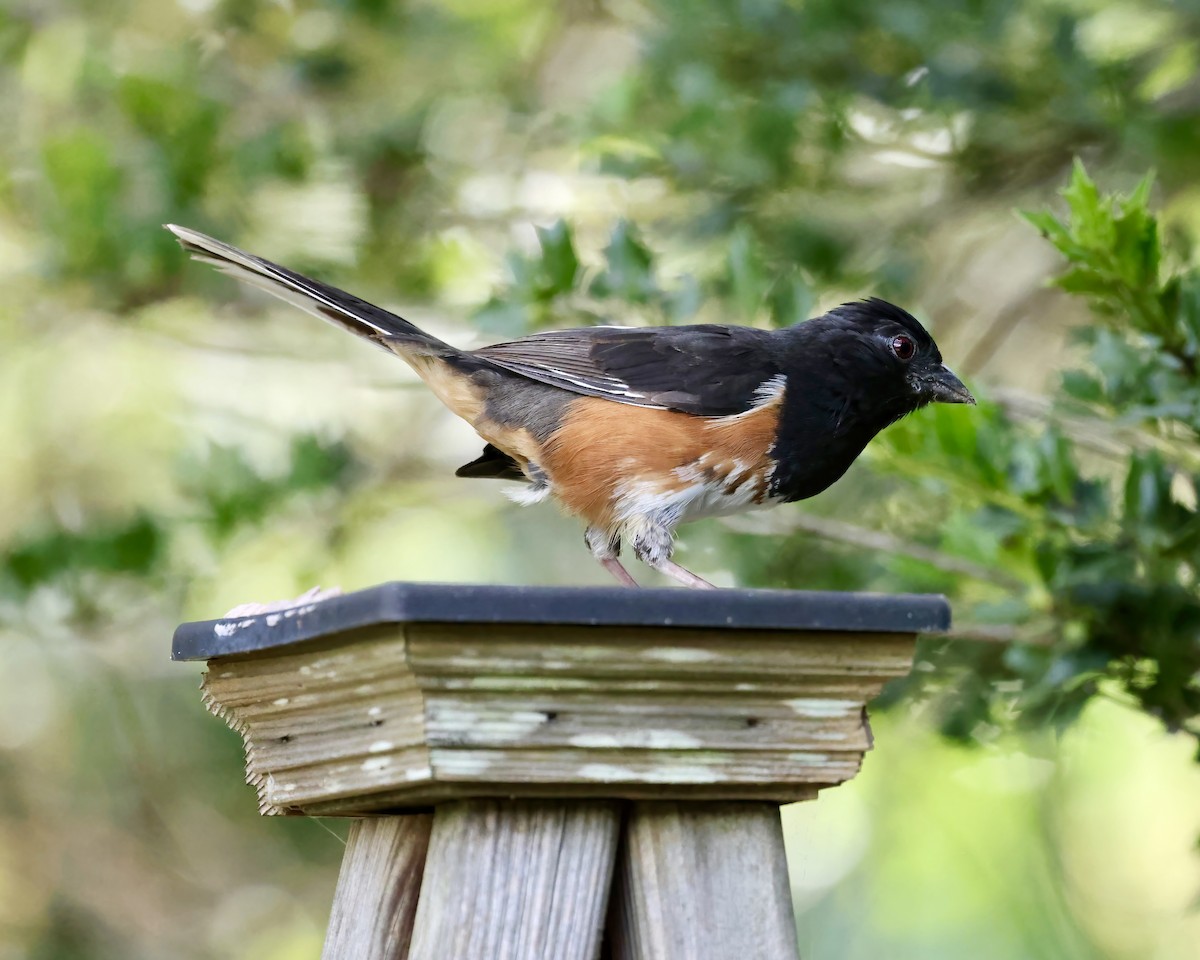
[607,802,799,960]
[406,799,621,960]
[298,782,815,817]
[322,815,433,960]
[200,622,914,815]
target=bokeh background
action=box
[2,0,1199,957]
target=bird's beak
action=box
[923,364,975,405]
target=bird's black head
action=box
[804,298,973,428]
[768,298,973,502]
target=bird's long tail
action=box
[165,225,453,358]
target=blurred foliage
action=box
[1013,165,1200,743]
[2,0,1200,958]
[872,164,1199,754]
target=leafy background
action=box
[1,0,1199,958]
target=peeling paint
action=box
[784,698,859,718]
[438,753,493,775]
[644,765,724,784]
[570,733,622,749]
[567,729,703,749]
[787,751,838,765]
[213,618,258,638]
[808,730,850,742]
[647,730,703,749]
[643,647,717,663]
[577,763,636,780]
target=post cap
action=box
[183,583,948,815]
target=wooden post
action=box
[607,802,798,960]
[323,816,432,960]
[408,800,620,960]
[175,582,947,959]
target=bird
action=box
[167,224,973,589]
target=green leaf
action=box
[592,220,656,302]
[1126,169,1156,210]
[472,296,531,337]
[534,220,579,298]
[1172,274,1200,351]
[41,128,124,276]
[286,435,354,492]
[1019,209,1071,247]
[1062,159,1101,225]
[1053,267,1116,297]
[1062,159,1117,252]
[3,514,165,592]
[667,273,703,322]
[767,273,815,328]
[1060,369,1103,402]
[727,225,766,322]
[1111,204,1159,291]
[180,436,354,542]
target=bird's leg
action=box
[628,521,718,589]
[586,527,639,587]
[600,557,641,587]
[651,558,717,590]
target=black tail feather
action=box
[165,225,452,357]
[455,444,525,481]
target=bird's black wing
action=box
[471,325,783,416]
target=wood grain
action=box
[322,815,433,960]
[407,800,621,960]
[200,622,915,815]
[606,802,799,960]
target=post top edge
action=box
[172,581,951,661]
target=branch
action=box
[992,388,1200,469]
[722,512,1026,590]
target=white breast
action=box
[613,455,780,530]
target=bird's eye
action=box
[891,335,915,361]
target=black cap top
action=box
[172,582,951,661]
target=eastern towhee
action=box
[168,225,973,588]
